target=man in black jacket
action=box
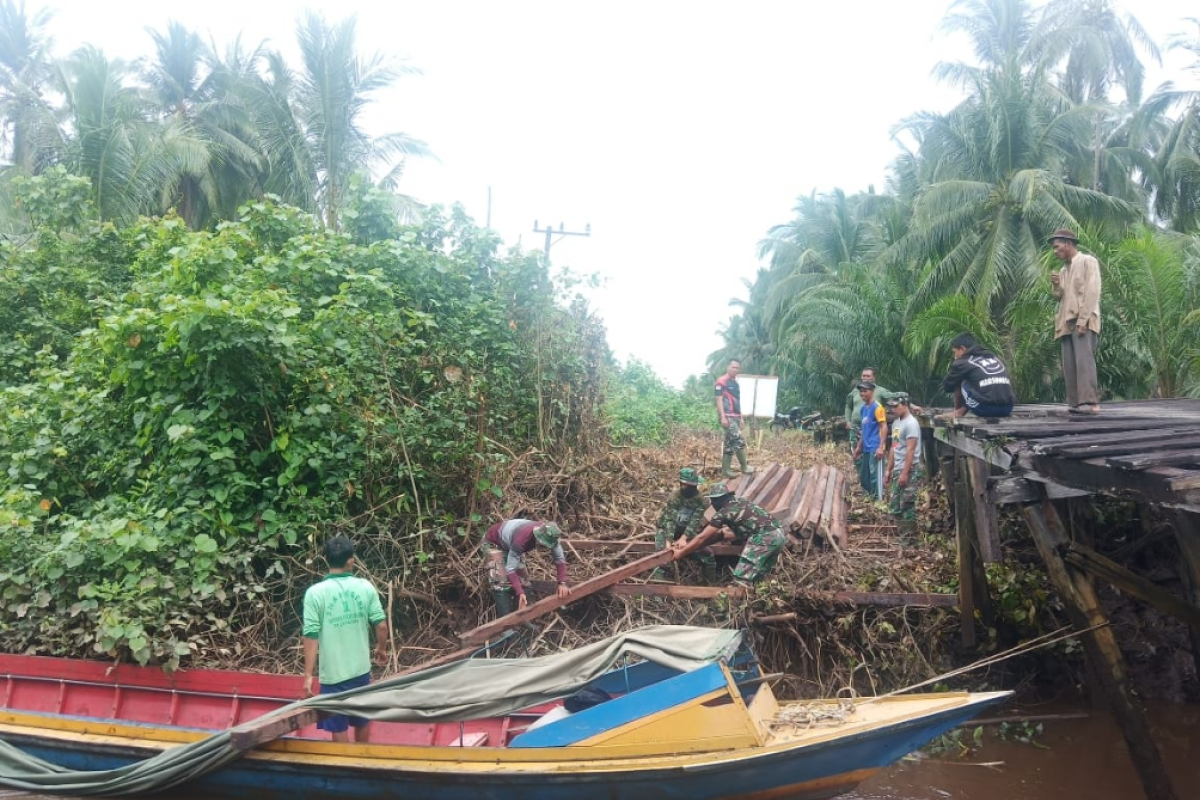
[941,333,1015,419]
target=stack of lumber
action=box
[715,463,848,549]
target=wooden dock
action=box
[932,398,1200,800]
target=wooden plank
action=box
[767,470,803,520]
[1061,543,1200,631]
[756,466,795,511]
[935,427,1017,470]
[459,550,674,645]
[801,466,831,537]
[832,591,958,607]
[788,468,820,535]
[830,471,848,549]
[562,539,744,557]
[522,581,955,607]
[1170,511,1200,664]
[967,457,1000,563]
[817,467,838,542]
[1020,500,1182,800]
[738,464,777,501]
[1041,431,1200,457]
[230,708,320,751]
[952,454,977,647]
[967,418,1193,440]
[526,580,745,600]
[1108,449,1200,471]
[987,476,1090,505]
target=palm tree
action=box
[1143,21,1200,232]
[264,13,428,230]
[56,46,173,222]
[142,22,264,228]
[0,0,60,175]
[889,0,1137,319]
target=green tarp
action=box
[0,625,742,796]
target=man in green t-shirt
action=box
[302,536,389,742]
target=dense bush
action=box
[0,171,608,667]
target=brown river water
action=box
[4,703,1197,800]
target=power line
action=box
[532,220,590,261]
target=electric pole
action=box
[532,220,591,261]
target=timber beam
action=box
[1020,498,1181,800]
[459,550,673,645]
[1060,542,1200,632]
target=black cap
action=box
[856,381,876,391]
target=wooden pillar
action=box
[966,456,1001,563]
[1169,510,1200,675]
[1021,499,1181,800]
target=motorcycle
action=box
[770,407,823,431]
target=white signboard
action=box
[738,375,779,419]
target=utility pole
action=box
[532,220,590,261]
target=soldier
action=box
[715,359,754,478]
[673,482,787,587]
[650,467,715,583]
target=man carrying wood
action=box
[485,519,572,613]
[673,482,786,588]
[650,467,716,583]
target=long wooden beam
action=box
[524,580,955,606]
[562,539,744,556]
[1062,542,1200,631]
[459,550,673,645]
[1021,499,1180,800]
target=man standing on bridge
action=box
[1049,228,1101,415]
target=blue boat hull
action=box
[6,693,1007,800]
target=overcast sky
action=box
[34,1,1199,386]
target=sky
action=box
[31,1,1200,387]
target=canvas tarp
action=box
[0,625,742,796]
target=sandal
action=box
[1068,404,1100,416]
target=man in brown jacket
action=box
[1049,228,1101,415]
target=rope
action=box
[768,622,1105,730]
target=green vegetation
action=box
[0,170,608,667]
[714,0,1200,414]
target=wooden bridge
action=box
[931,398,1200,800]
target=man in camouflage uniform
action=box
[650,467,715,583]
[673,482,786,586]
[715,359,754,478]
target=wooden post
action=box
[1021,499,1181,800]
[1169,510,1200,664]
[966,457,1001,563]
[952,452,977,648]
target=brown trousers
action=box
[1060,329,1099,407]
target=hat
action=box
[886,393,910,407]
[677,467,702,485]
[1048,228,1078,243]
[856,381,876,391]
[706,481,734,499]
[533,522,562,548]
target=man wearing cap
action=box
[715,359,754,478]
[650,467,716,583]
[484,519,572,612]
[940,333,1015,419]
[851,382,888,499]
[844,367,897,462]
[1049,228,1101,415]
[885,395,923,544]
[672,482,786,587]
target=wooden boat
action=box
[0,627,1010,800]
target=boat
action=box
[0,625,1010,800]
